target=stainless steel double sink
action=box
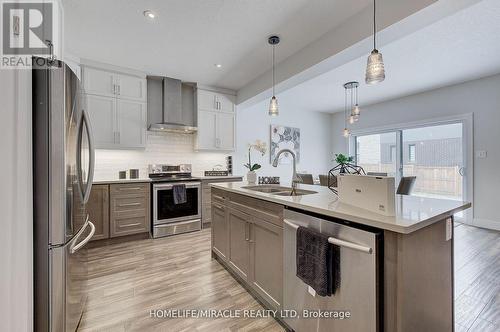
[241,185,317,197]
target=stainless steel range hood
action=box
[147,76,197,133]
[148,122,197,133]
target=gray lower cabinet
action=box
[202,183,212,226]
[87,184,110,241]
[110,183,150,237]
[249,216,283,310]
[211,189,283,310]
[202,177,242,227]
[88,182,150,242]
[211,200,228,259]
[228,208,251,281]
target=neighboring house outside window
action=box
[408,144,416,163]
[390,145,396,163]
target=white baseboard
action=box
[472,218,500,231]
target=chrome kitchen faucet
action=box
[272,149,302,195]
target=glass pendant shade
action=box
[353,105,361,116]
[365,49,385,84]
[268,36,280,116]
[269,96,279,116]
[343,128,351,138]
[349,115,355,124]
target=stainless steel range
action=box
[149,164,201,238]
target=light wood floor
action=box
[79,223,500,332]
[78,228,283,332]
[454,223,500,331]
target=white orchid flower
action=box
[245,140,267,171]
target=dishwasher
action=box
[283,208,382,332]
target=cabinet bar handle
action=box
[118,202,141,207]
[248,223,254,243]
[212,202,224,210]
[119,222,141,228]
[284,219,373,254]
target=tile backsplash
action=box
[94,131,230,180]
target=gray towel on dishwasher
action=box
[172,184,187,205]
[296,226,340,296]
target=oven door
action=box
[153,182,201,225]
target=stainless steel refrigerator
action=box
[33,58,96,332]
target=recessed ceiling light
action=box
[214,64,222,68]
[143,10,156,19]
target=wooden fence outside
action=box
[359,163,462,199]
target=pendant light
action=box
[365,0,385,84]
[352,83,360,121]
[342,81,361,137]
[268,35,280,116]
[348,84,355,124]
[343,83,350,138]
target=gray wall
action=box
[235,98,333,183]
[331,73,500,229]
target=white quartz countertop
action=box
[92,175,242,184]
[93,178,152,184]
[196,175,243,181]
[210,182,471,234]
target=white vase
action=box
[247,171,257,184]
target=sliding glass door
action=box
[402,123,463,201]
[354,122,466,202]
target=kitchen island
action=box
[209,182,471,332]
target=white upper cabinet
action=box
[83,68,146,101]
[82,65,147,149]
[115,74,147,101]
[217,112,235,150]
[116,100,146,148]
[85,94,116,147]
[197,110,218,150]
[83,68,115,97]
[197,89,217,111]
[217,93,235,113]
[196,88,236,151]
[197,89,235,113]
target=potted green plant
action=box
[334,153,354,173]
[244,140,267,184]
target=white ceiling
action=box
[62,0,371,90]
[278,0,500,113]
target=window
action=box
[355,132,397,177]
[402,123,463,201]
[356,141,360,161]
[408,144,416,163]
[353,121,467,221]
[390,145,396,162]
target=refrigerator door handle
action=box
[76,113,85,202]
[70,218,95,254]
[82,108,95,204]
[77,108,95,204]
